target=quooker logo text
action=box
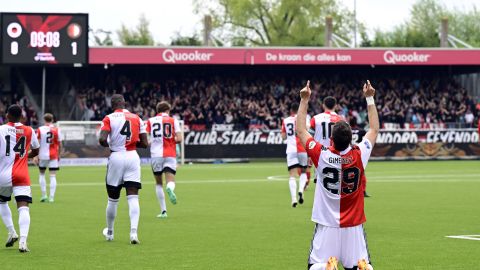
[162,49,213,63]
[383,50,431,64]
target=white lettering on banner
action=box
[427,131,478,143]
[336,54,351,61]
[266,53,277,61]
[185,130,478,145]
[278,53,301,61]
[186,131,280,145]
[376,132,418,144]
[265,52,351,63]
[162,49,214,63]
[317,53,335,61]
[384,50,431,64]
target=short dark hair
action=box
[44,113,54,123]
[7,105,22,122]
[111,94,125,109]
[332,121,352,151]
[323,96,337,110]
[156,101,171,113]
[290,103,299,113]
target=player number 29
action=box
[322,167,360,195]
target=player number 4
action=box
[120,121,132,141]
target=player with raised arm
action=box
[297,81,379,270]
[98,94,148,244]
[281,103,308,207]
[0,105,39,252]
[146,101,183,218]
[34,113,62,203]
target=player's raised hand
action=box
[300,80,311,100]
[363,80,375,97]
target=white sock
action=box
[49,175,57,199]
[155,185,167,212]
[0,202,15,234]
[166,181,175,191]
[18,206,30,244]
[309,263,327,270]
[127,195,140,234]
[106,198,119,233]
[289,177,297,202]
[39,173,46,197]
[299,173,307,193]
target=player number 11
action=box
[71,42,77,55]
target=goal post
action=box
[57,120,185,165]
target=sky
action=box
[1,0,478,45]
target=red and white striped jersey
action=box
[0,122,40,187]
[146,113,180,158]
[37,124,62,160]
[282,115,306,154]
[100,109,146,152]
[310,112,342,147]
[306,136,373,228]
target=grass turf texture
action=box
[1,160,479,269]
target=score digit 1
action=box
[71,42,77,55]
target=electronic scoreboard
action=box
[1,13,88,65]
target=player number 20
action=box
[152,123,172,139]
[322,167,360,195]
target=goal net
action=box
[57,120,185,166]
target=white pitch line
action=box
[27,174,480,188]
[446,235,480,241]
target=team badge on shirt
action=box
[308,141,316,149]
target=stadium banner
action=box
[90,47,480,65]
[183,129,480,160]
[59,128,479,161]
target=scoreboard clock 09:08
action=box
[1,13,88,65]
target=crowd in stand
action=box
[2,76,479,130]
[75,77,479,130]
[0,93,38,126]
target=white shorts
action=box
[39,159,60,170]
[286,152,308,170]
[151,157,177,175]
[308,224,370,269]
[106,151,141,189]
[0,186,32,203]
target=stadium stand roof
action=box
[90,47,480,66]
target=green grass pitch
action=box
[1,160,479,269]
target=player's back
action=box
[310,112,342,146]
[147,113,179,158]
[0,122,39,185]
[101,109,144,152]
[37,124,61,160]
[306,137,373,228]
[282,116,302,153]
[351,127,366,145]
